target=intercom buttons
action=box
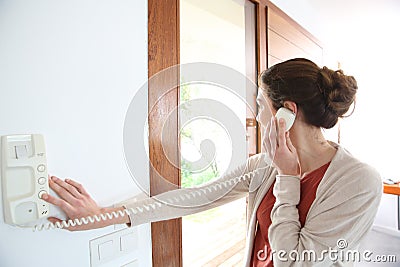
[38,177,46,185]
[38,190,47,199]
[37,164,46,172]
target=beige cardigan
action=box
[119,143,382,266]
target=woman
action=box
[42,58,382,266]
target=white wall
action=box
[270,0,400,231]
[0,1,152,266]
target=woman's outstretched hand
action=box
[265,117,300,176]
[42,176,129,231]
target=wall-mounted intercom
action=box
[1,134,49,226]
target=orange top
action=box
[251,162,331,267]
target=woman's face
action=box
[256,89,275,129]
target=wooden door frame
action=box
[146,0,271,265]
[148,0,181,266]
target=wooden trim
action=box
[255,1,267,153]
[265,0,323,48]
[246,118,257,127]
[148,0,182,266]
[249,0,268,5]
[204,239,246,265]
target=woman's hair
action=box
[258,58,357,129]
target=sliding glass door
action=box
[180,0,257,265]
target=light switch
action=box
[120,232,137,252]
[121,260,139,267]
[15,145,28,159]
[89,227,139,267]
[98,240,114,261]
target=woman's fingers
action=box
[65,178,90,197]
[49,176,81,204]
[48,176,73,201]
[42,192,73,214]
[269,118,277,147]
[56,177,82,199]
[264,122,271,152]
[277,118,286,147]
[264,118,276,160]
[285,131,296,152]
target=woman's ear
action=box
[283,101,297,114]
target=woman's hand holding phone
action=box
[265,117,300,176]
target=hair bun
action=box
[319,66,358,118]
[259,58,358,129]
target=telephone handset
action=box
[1,134,50,226]
[275,107,296,132]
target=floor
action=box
[355,227,400,266]
[182,203,400,267]
[182,198,247,267]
